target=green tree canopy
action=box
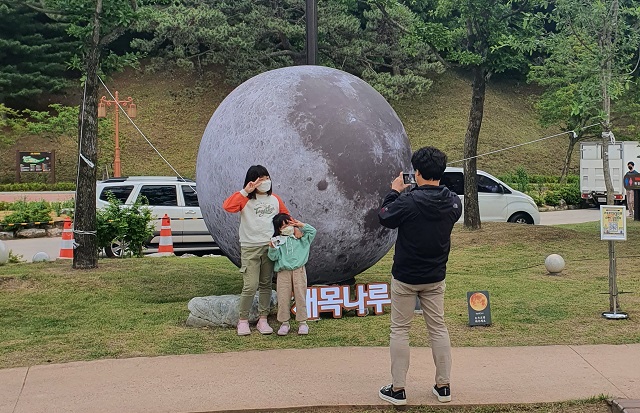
[528,0,640,182]
[376,0,546,229]
[0,0,77,105]
[132,0,443,100]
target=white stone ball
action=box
[0,240,9,264]
[545,254,565,274]
[32,252,51,262]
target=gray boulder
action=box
[16,228,46,238]
[186,290,278,327]
[46,227,63,237]
[0,232,14,240]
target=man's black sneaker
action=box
[379,384,407,405]
[433,384,451,402]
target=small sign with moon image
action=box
[467,291,491,326]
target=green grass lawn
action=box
[1,222,639,369]
[282,397,610,413]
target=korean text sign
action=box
[600,205,627,241]
[292,283,391,320]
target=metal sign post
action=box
[599,205,628,320]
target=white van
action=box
[440,167,540,224]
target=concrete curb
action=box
[612,399,640,413]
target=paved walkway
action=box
[2,344,639,413]
[0,191,75,203]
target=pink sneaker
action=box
[277,323,290,336]
[237,320,250,336]
[298,323,309,335]
[256,318,273,335]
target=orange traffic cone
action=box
[157,214,174,254]
[58,218,74,259]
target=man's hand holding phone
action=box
[402,173,416,185]
[392,171,412,192]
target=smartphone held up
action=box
[402,173,416,185]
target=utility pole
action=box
[306,0,317,65]
[98,91,137,177]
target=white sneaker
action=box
[433,385,451,403]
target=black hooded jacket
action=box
[378,185,462,285]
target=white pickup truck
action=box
[580,141,640,205]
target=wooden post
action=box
[15,150,20,183]
[50,150,56,184]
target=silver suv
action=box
[96,176,217,257]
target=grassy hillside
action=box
[0,67,572,183]
[397,71,564,174]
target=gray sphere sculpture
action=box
[32,252,51,263]
[545,254,565,274]
[197,66,412,285]
[0,240,9,264]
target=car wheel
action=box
[105,239,126,258]
[508,212,534,224]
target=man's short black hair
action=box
[411,146,447,180]
[629,161,635,167]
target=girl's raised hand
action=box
[244,177,263,194]
[290,218,305,227]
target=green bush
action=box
[544,190,561,206]
[1,200,53,228]
[498,171,579,186]
[96,193,154,258]
[558,183,581,205]
[0,182,76,191]
[565,175,579,184]
[527,192,545,207]
[50,199,75,218]
[513,167,530,193]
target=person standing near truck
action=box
[627,162,638,216]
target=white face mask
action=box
[280,226,294,236]
[257,180,271,193]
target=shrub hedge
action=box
[0,182,76,192]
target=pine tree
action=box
[0,0,77,105]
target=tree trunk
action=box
[73,0,101,269]
[463,65,486,230]
[601,125,614,205]
[560,132,580,184]
[600,0,618,206]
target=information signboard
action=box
[467,291,492,326]
[600,205,627,241]
[15,151,55,183]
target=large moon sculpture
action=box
[196,66,412,285]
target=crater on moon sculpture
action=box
[196,65,412,285]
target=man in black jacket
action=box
[377,146,462,405]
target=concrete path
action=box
[0,237,61,262]
[2,344,638,413]
[539,208,601,225]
